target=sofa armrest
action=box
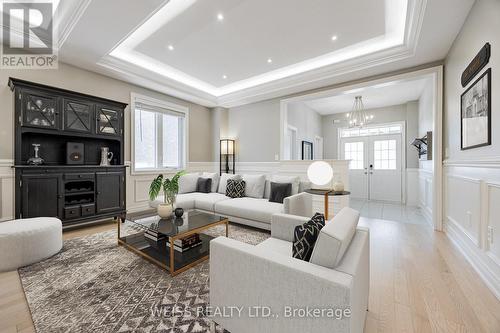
[271,213,310,242]
[283,192,312,217]
[210,237,354,333]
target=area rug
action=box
[18,223,269,333]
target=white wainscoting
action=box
[0,159,14,222]
[418,168,433,225]
[406,168,419,206]
[443,159,500,300]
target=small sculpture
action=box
[174,208,184,218]
[27,144,44,165]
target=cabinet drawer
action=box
[64,206,81,219]
[81,204,95,217]
[64,173,94,181]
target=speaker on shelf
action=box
[66,142,84,165]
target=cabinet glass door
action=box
[22,92,58,129]
[63,99,93,133]
[96,105,120,136]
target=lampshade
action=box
[307,161,333,186]
[220,139,234,155]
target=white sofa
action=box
[151,174,312,230]
[210,207,369,333]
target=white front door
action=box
[368,135,402,202]
[314,136,324,160]
[340,129,403,203]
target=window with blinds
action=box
[132,95,187,172]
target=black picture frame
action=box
[460,68,491,150]
[301,141,313,160]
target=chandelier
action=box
[346,96,373,128]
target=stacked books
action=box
[144,223,166,242]
[166,234,202,253]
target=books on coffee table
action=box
[166,234,202,252]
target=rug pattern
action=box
[18,223,269,333]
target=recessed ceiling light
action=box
[167,44,174,51]
[331,35,338,41]
[222,75,227,79]
[267,58,273,63]
[217,13,224,21]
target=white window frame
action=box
[131,93,189,175]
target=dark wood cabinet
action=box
[10,78,127,228]
[21,173,63,218]
[96,171,124,214]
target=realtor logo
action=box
[1,0,58,69]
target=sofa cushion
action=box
[256,238,291,257]
[269,182,292,203]
[310,207,360,268]
[174,193,206,210]
[242,174,266,198]
[196,177,212,193]
[271,175,300,195]
[292,213,325,261]
[215,197,284,224]
[178,173,200,194]
[202,172,220,193]
[218,173,241,194]
[194,193,230,211]
[226,179,246,198]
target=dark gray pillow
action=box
[269,182,292,203]
[196,177,212,193]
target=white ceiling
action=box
[302,77,431,115]
[55,0,474,107]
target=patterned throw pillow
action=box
[226,179,246,198]
[292,213,326,261]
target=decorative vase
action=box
[174,207,184,218]
[333,179,344,192]
[157,203,173,218]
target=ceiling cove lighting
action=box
[222,75,227,79]
[217,13,224,21]
[167,45,174,51]
[267,58,273,63]
[107,0,408,97]
[331,35,338,41]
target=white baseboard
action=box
[445,218,500,301]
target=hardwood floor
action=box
[1,218,499,333]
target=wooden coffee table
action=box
[118,210,228,276]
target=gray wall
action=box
[0,62,213,162]
[226,99,281,162]
[444,0,500,160]
[286,102,323,158]
[322,103,420,168]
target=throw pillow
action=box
[218,173,241,194]
[242,174,266,198]
[292,213,326,261]
[226,179,246,198]
[270,175,301,195]
[202,172,220,192]
[196,177,212,193]
[269,182,292,203]
[178,173,200,194]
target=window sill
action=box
[130,167,185,176]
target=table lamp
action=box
[307,161,333,188]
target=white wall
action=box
[443,0,500,300]
[227,99,281,162]
[286,102,323,157]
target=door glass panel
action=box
[24,94,57,128]
[65,101,91,132]
[98,108,119,135]
[373,139,397,170]
[344,142,364,169]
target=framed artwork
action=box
[461,68,491,150]
[301,141,313,160]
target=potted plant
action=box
[149,171,185,218]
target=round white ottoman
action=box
[0,217,62,272]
